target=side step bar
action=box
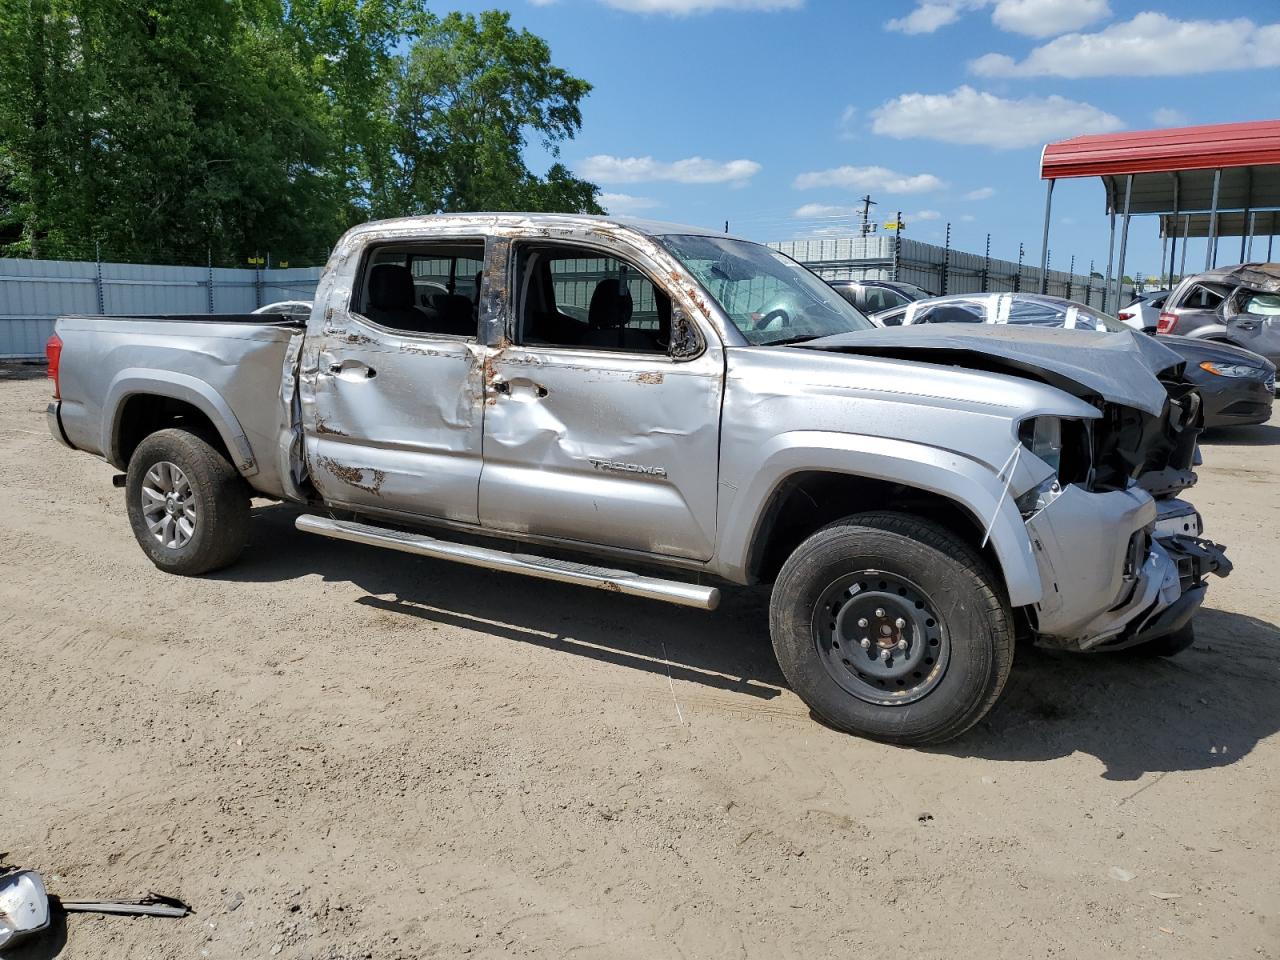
[295,514,720,611]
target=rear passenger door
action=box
[478,240,724,561]
[303,239,487,524]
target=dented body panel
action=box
[50,213,1228,655]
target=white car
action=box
[251,300,313,318]
[874,292,1115,330]
[1117,290,1170,331]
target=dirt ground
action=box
[1,361,1277,960]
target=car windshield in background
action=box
[661,235,873,345]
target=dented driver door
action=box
[478,238,725,561]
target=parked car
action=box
[1117,289,1169,331]
[827,279,931,317]
[251,300,313,318]
[874,292,1274,428]
[1157,264,1280,367]
[45,214,1229,745]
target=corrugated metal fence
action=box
[0,257,322,358]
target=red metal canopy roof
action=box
[1042,120,1280,180]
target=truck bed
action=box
[52,313,304,500]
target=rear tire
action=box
[125,428,250,575]
[769,512,1013,745]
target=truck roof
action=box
[342,212,735,242]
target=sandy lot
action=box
[2,362,1277,960]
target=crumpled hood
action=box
[801,324,1184,416]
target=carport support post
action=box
[1102,211,1116,313]
[1112,174,1133,312]
[1205,168,1221,270]
[1038,178,1055,294]
[1180,216,1190,275]
[1246,211,1257,262]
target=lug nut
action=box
[860,637,871,649]
[857,618,868,628]
[897,639,907,650]
[895,617,906,629]
[880,649,891,661]
[875,608,885,618]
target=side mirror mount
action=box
[669,306,702,360]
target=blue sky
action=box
[451,0,1280,277]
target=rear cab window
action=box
[354,241,485,337]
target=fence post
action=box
[1066,255,1074,301]
[891,211,901,281]
[982,234,990,292]
[941,222,951,295]
[94,241,105,314]
[1014,243,1024,293]
[207,247,215,313]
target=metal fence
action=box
[1,236,1137,359]
[773,235,1134,309]
[0,257,322,358]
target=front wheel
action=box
[769,512,1013,745]
[125,428,251,575]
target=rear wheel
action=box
[769,512,1013,745]
[125,428,250,575]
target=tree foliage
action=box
[0,1,601,264]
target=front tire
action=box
[125,428,250,575]
[769,512,1013,745]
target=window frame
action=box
[348,238,488,341]
[508,238,698,360]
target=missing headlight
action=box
[1019,417,1091,486]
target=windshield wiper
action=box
[760,334,824,347]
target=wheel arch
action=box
[104,370,258,476]
[717,432,1042,607]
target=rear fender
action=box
[103,369,258,476]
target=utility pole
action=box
[859,195,878,237]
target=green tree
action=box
[0,2,603,264]
[389,10,602,215]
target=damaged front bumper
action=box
[1025,487,1230,652]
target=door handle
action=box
[490,379,548,399]
[327,361,376,379]
[492,379,511,394]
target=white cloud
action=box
[871,86,1123,149]
[599,192,661,214]
[971,13,1280,77]
[793,165,945,194]
[989,0,1109,37]
[886,2,968,34]
[837,105,858,141]
[1151,107,1189,127]
[599,0,801,13]
[580,155,761,186]
[793,203,860,218]
[885,0,1107,37]
[964,186,996,200]
[908,209,942,222]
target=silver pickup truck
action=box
[46,214,1230,744]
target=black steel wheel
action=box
[814,572,949,705]
[770,512,1013,745]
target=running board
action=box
[295,514,720,611]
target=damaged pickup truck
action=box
[46,214,1230,744]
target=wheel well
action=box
[747,471,1002,586]
[115,395,231,469]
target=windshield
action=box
[661,234,874,344]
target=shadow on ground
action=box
[1200,422,1280,446]
[0,360,48,382]
[219,504,1280,781]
